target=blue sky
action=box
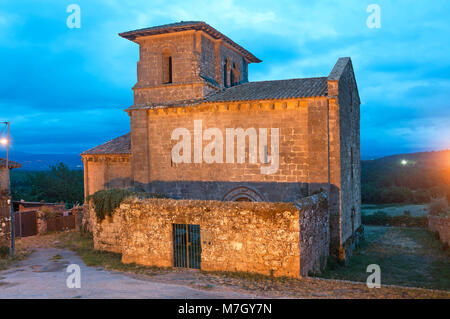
[0,0,449,159]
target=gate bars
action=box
[172,224,201,269]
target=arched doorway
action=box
[222,186,265,202]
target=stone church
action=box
[82,21,361,259]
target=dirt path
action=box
[0,248,258,299]
[2,232,449,299]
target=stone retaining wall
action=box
[0,194,10,249]
[428,215,450,246]
[87,193,329,278]
[296,193,329,275]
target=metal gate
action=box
[14,211,37,237]
[47,215,76,232]
[172,224,201,269]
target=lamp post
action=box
[1,122,14,257]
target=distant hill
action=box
[5,149,450,204]
[6,151,83,171]
[362,150,450,204]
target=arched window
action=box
[163,50,172,84]
[230,62,240,87]
[222,186,265,202]
[223,60,228,88]
[230,63,235,86]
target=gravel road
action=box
[0,248,257,299]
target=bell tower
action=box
[119,21,261,107]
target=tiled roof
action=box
[81,133,131,155]
[119,21,261,63]
[206,77,328,102]
[0,158,21,169]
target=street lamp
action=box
[1,121,14,257]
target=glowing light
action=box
[401,159,408,165]
[0,138,7,145]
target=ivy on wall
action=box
[88,189,167,221]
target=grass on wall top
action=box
[88,189,167,221]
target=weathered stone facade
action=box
[428,215,450,246]
[82,154,131,200]
[0,192,10,248]
[86,193,329,277]
[82,21,361,261]
[0,160,21,249]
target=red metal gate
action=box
[47,215,76,232]
[14,211,38,237]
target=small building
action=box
[14,201,66,213]
[82,21,362,262]
[0,158,21,249]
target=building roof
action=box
[0,158,21,169]
[81,133,131,155]
[119,21,261,63]
[206,77,328,102]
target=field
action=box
[318,226,450,291]
[362,204,428,217]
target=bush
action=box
[0,246,9,258]
[390,215,427,227]
[428,197,449,216]
[362,211,427,227]
[378,186,414,204]
[88,189,168,221]
[40,206,58,219]
[413,190,431,204]
[362,211,389,226]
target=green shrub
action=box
[0,246,9,258]
[362,211,389,226]
[378,186,414,204]
[390,215,427,227]
[40,206,58,219]
[362,211,427,227]
[428,197,449,216]
[88,189,168,221]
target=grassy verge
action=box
[318,226,450,291]
[0,247,33,271]
[56,231,170,276]
[362,211,428,227]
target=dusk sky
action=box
[1,0,449,159]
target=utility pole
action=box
[1,121,13,257]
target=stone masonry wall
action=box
[0,195,10,248]
[88,194,329,278]
[132,98,331,203]
[83,156,131,197]
[83,202,122,253]
[296,192,329,276]
[428,215,450,246]
[0,168,10,248]
[0,168,9,192]
[327,58,361,260]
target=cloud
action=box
[0,0,449,157]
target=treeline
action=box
[10,163,83,207]
[361,151,450,204]
[8,151,450,207]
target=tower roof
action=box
[119,21,261,63]
[81,133,131,155]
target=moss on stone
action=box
[88,189,167,221]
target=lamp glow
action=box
[0,138,7,145]
[401,159,408,165]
